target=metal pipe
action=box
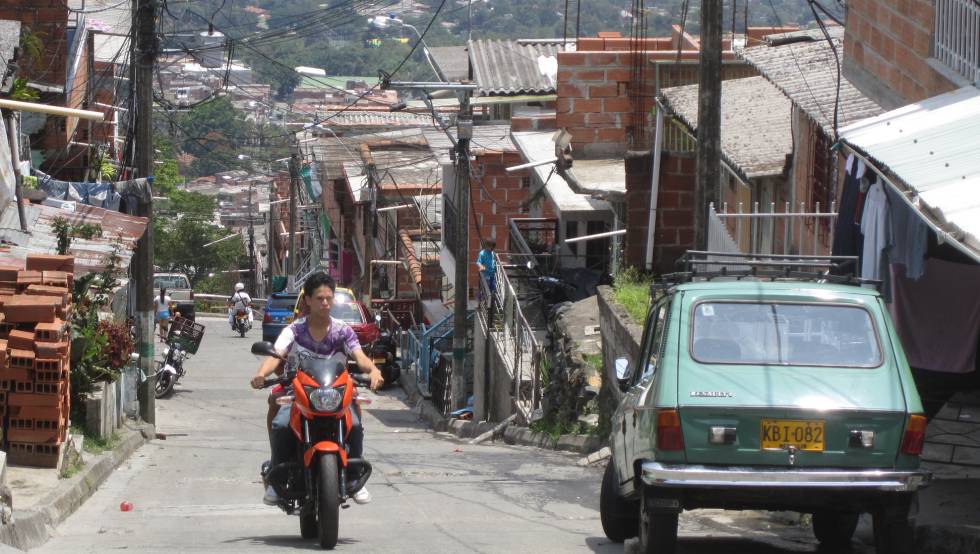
[0,98,105,120]
[564,229,627,243]
[505,157,557,173]
[645,102,665,270]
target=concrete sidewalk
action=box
[0,422,152,551]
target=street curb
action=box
[398,365,605,454]
[0,422,153,551]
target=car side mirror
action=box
[251,341,283,359]
[614,357,631,391]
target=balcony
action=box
[934,0,980,84]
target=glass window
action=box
[634,298,670,384]
[691,302,882,367]
[153,276,189,289]
[331,302,364,324]
[268,295,298,310]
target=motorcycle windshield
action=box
[298,352,347,386]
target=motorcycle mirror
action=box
[374,314,382,324]
[526,260,534,270]
[250,341,282,359]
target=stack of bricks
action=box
[0,254,74,468]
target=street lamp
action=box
[368,15,442,82]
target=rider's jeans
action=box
[270,403,364,470]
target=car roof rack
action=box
[652,251,881,291]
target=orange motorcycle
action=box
[251,342,372,550]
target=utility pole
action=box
[248,183,256,293]
[451,95,472,410]
[133,0,157,425]
[694,0,723,250]
[267,180,277,293]
[288,141,299,290]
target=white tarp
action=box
[0,117,16,209]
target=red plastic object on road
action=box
[119,501,133,512]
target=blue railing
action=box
[400,310,473,399]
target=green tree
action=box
[154,218,243,287]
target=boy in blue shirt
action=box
[476,238,497,293]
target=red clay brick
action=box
[7,441,61,468]
[603,97,632,113]
[605,68,631,82]
[0,265,20,281]
[41,270,71,287]
[575,69,606,81]
[597,127,627,142]
[558,52,589,66]
[4,294,61,323]
[34,319,66,343]
[16,271,42,289]
[589,84,620,98]
[9,391,61,408]
[34,380,66,396]
[574,98,602,113]
[577,38,603,51]
[7,329,35,351]
[25,254,74,273]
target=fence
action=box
[935,0,980,84]
[400,312,455,399]
[710,201,837,257]
[478,252,542,422]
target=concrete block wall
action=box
[844,0,958,109]
[623,151,696,273]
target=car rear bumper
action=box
[640,461,931,492]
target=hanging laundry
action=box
[860,180,890,286]
[889,258,980,373]
[832,154,866,263]
[33,169,122,211]
[884,187,929,280]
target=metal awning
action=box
[840,86,980,263]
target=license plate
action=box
[760,419,825,451]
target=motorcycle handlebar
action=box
[350,373,371,386]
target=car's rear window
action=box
[268,295,298,310]
[154,275,190,289]
[331,302,364,324]
[691,302,882,367]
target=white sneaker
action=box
[263,485,279,506]
[352,486,371,505]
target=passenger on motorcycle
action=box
[228,282,253,327]
[250,272,384,506]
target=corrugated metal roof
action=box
[422,124,517,165]
[468,39,562,96]
[428,46,469,82]
[840,86,980,262]
[315,111,433,128]
[660,76,792,179]
[740,33,882,136]
[0,202,148,274]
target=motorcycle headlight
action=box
[307,386,343,412]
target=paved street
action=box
[35,317,874,553]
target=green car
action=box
[600,256,930,554]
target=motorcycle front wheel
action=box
[317,455,340,549]
[155,365,176,398]
[239,324,246,338]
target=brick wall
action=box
[623,151,695,273]
[0,1,69,87]
[466,151,531,296]
[556,30,739,156]
[844,0,958,108]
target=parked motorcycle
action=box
[155,341,188,398]
[232,308,252,338]
[367,314,399,386]
[251,342,373,550]
[156,316,204,398]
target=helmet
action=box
[235,282,245,292]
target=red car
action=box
[330,289,380,347]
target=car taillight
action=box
[656,409,684,451]
[900,414,927,455]
[263,312,272,323]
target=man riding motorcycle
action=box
[250,272,384,506]
[228,282,253,329]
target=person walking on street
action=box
[156,288,172,342]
